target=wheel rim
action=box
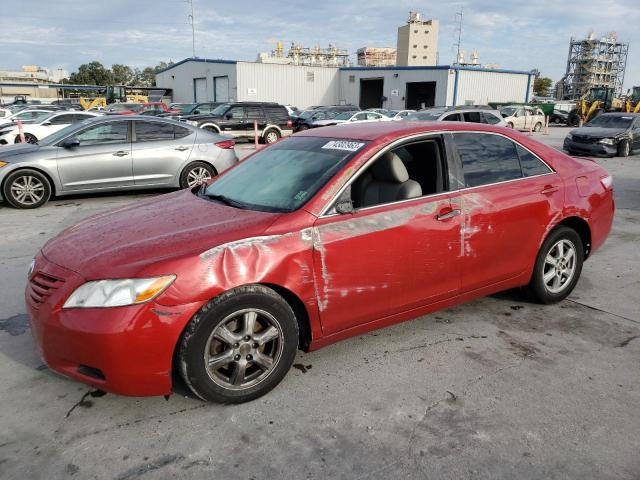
[186,166,212,187]
[26,135,37,144]
[10,175,45,205]
[266,132,279,143]
[204,308,284,390]
[542,239,577,294]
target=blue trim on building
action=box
[156,57,237,74]
[339,64,532,76]
[452,69,459,106]
[525,74,533,102]
[0,82,105,90]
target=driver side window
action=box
[75,122,129,146]
[347,137,447,209]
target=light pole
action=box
[188,0,196,58]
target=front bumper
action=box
[564,139,617,156]
[26,252,204,397]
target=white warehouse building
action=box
[155,58,534,110]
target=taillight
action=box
[215,139,235,149]
[600,175,613,191]
[287,119,292,128]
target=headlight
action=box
[63,275,176,308]
[598,138,615,145]
[565,133,573,140]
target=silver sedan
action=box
[0,116,238,208]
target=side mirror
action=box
[42,121,52,126]
[335,200,355,215]
[193,110,200,114]
[225,114,233,120]
[61,137,80,148]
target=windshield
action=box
[333,111,356,121]
[586,115,634,129]
[299,110,316,119]
[405,112,441,121]
[210,103,231,116]
[178,103,197,114]
[39,118,96,145]
[500,107,518,117]
[203,137,368,213]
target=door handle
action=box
[541,185,559,195]
[436,209,461,221]
[113,151,129,157]
[175,146,189,151]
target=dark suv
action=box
[159,102,221,120]
[187,102,292,144]
[293,105,361,132]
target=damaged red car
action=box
[26,121,614,403]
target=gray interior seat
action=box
[358,152,422,207]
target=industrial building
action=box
[558,31,628,100]
[396,11,439,67]
[155,58,534,110]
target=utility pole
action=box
[454,7,463,64]
[188,0,196,58]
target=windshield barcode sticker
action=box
[322,141,365,152]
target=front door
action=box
[131,120,194,185]
[219,105,246,136]
[56,121,133,191]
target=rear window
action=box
[203,137,368,212]
[264,106,289,122]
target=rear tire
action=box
[263,129,281,144]
[177,285,299,403]
[2,169,51,209]
[179,161,215,189]
[297,125,309,132]
[524,226,584,304]
[617,139,630,157]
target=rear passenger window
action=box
[462,112,482,123]
[135,122,175,142]
[454,133,522,187]
[481,112,502,125]
[443,113,462,121]
[246,107,263,120]
[516,144,552,176]
[174,125,192,139]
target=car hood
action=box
[571,127,628,138]
[313,119,344,126]
[0,143,42,157]
[42,189,281,279]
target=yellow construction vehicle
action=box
[624,86,640,113]
[568,87,625,126]
[79,86,147,110]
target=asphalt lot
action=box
[1,127,639,479]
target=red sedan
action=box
[26,122,614,403]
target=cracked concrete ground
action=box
[0,128,639,479]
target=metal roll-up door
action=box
[214,76,229,102]
[193,78,207,102]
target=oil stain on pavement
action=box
[0,313,30,336]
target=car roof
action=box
[297,119,507,141]
[597,112,640,117]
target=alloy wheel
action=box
[542,239,577,294]
[10,175,45,206]
[265,131,279,144]
[186,166,212,187]
[204,308,284,390]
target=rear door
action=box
[56,120,133,191]
[450,132,561,292]
[131,120,195,185]
[245,105,266,137]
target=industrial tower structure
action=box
[396,11,439,66]
[560,31,628,100]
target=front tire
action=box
[617,139,630,157]
[533,122,543,132]
[179,161,215,188]
[178,285,299,403]
[2,169,51,209]
[525,226,584,304]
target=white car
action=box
[0,108,12,118]
[0,109,54,128]
[312,110,390,127]
[0,111,99,145]
[384,109,415,120]
[500,105,546,132]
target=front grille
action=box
[572,135,597,144]
[28,271,65,307]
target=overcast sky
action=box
[2,0,638,88]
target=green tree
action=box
[68,62,113,86]
[111,64,135,85]
[533,77,553,97]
